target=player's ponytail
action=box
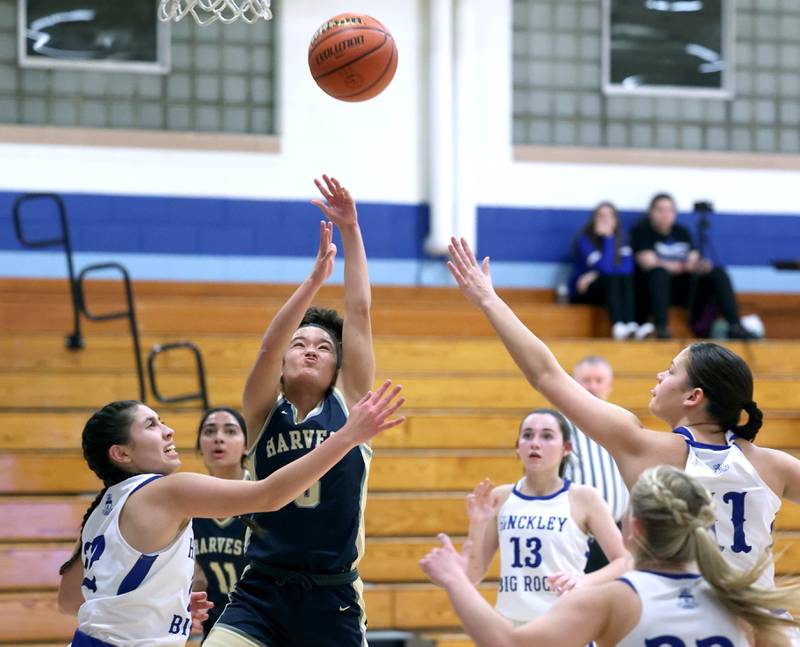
[631,466,800,642]
[58,401,140,575]
[685,342,762,441]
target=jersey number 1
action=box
[720,491,751,554]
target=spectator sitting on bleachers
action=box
[569,202,653,340]
[630,193,753,340]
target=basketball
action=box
[308,13,398,102]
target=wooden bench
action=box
[2,408,799,452]
[5,495,800,542]
[0,585,499,642]
[4,333,800,377]
[2,369,799,410]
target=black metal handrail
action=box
[76,262,146,402]
[12,193,83,349]
[147,341,210,410]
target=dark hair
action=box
[195,407,248,467]
[647,192,676,215]
[575,201,625,265]
[59,400,140,575]
[685,342,763,441]
[518,408,573,477]
[286,307,344,393]
[299,307,343,366]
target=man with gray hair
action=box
[563,355,629,572]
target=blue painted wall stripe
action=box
[1,251,797,292]
[2,191,798,272]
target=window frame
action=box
[601,0,735,100]
[17,0,170,74]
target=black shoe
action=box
[728,323,757,340]
[656,326,672,339]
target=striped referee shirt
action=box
[563,423,629,523]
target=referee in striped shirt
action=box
[562,355,629,572]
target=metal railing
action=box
[11,192,211,408]
[12,193,83,349]
[148,341,210,410]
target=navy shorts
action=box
[213,566,367,647]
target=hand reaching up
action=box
[339,379,405,445]
[309,220,336,285]
[420,533,472,588]
[466,478,497,526]
[311,175,358,228]
[447,237,497,308]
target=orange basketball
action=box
[308,13,398,102]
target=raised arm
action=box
[127,382,404,552]
[311,175,375,407]
[242,220,336,442]
[465,480,503,584]
[420,534,614,647]
[447,237,683,487]
[549,487,631,594]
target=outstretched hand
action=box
[189,591,214,633]
[309,220,336,285]
[447,237,496,308]
[547,571,583,596]
[311,175,358,228]
[466,478,497,525]
[342,379,405,445]
[420,533,472,588]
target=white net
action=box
[159,0,272,25]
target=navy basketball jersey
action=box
[246,388,372,574]
[192,516,248,635]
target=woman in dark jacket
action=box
[569,202,652,340]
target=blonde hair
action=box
[631,466,800,644]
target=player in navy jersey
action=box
[421,465,800,646]
[205,175,386,647]
[192,408,250,640]
[446,236,800,593]
[57,390,403,646]
[465,408,630,624]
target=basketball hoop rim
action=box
[158,0,273,25]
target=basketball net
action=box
[158,0,272,25]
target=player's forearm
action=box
[339,223,371,314]
[465,523,494,583]
[260,277,325,348]
[256,431,354,511]
[443,573,515,647]
[580,553,632,587]
[479,295,560,389]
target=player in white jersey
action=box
[57,388,404,646]
[465,408,630,623]
[421,465,800,646]
[446,237,800,588]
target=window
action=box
[602,0,734,98]
[19,0,169,73]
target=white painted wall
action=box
[2,0,800,214]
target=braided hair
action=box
[631,466,800,642]
[59,401,140,575]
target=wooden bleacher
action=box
[1,278,799,646]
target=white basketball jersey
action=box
[495,479,589,622]
[77,474,195,647]
[616,570,748,646]
[676,427,781,589]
